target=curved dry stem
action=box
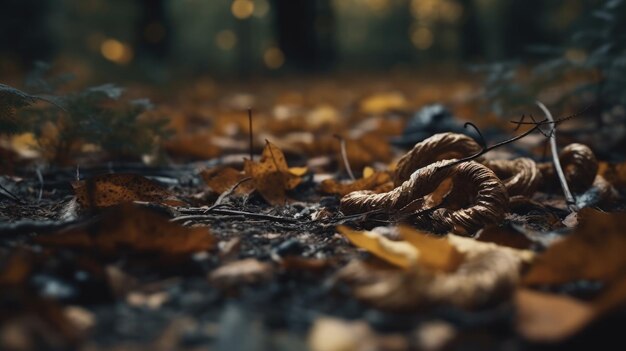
[482,158,542,197]
[393,133,481,186]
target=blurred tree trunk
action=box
[272,0,335,71]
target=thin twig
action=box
[172,208,301,224]
[212,177,252,207]
[438,110,577,171]
[334,135,355,181]
[536,101,578,212]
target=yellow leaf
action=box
[337,226,418,269]
[288,166,308,177]
[398,226,463,272]
[243,141,304,205]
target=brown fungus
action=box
[538,143,598,193]
[393,133,481,186]
[482,158,542,197]
[341,159,508,235]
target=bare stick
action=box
[248,108,254,161]
[334,135,355,181]
[536,101,578,212]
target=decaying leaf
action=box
[200,166,252,194]
[321,167,393,196]
[516,273,626,342]
[523,208,626,286]
[341,159,508,235]
[72,173,184,208]
[337,249,523,309]
[598,161,626,190]
[244,140,306,205]
[209,258,273,287]
[515,289,595,342]
[336,226,532,309]
[36,205,216,255]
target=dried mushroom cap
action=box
[538,143,598,193]
[393,133,481,186]
[341,159,508,235]
[482,158,542,197]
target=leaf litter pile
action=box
[2,78,626,350]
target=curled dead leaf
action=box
[393,133,481,186]
[200,166,252,195]
[72,173,184,208]
[341,159,508,235]
[337,249,523,310]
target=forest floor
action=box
[1,74,626,350]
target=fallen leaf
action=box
[72,173,184,208]
[307,317,408,351]
[209,258,273,287]
[523,208,626,286]
[337,226,418,269]
[598,161,626,189]
[36,205,216,255]
[321,168,393,196]
[398,226,463,272]
[243,140,305,205]
[515,289,595,342]
[200,166,252,194]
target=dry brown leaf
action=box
[515,289,595,342]
[516,274,626,342]
[36,205,216,255]
[321,168,393,196]
[200,166,252,194]
[72,173,184,208]
[243,140,306,205]
[209,258,273,287]
[337,226,418,270]
[598,161,626,190]
[523,208,626,286]
[398,226,463,272]
[337,248,524,309]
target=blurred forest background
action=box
[0,0,599,82]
